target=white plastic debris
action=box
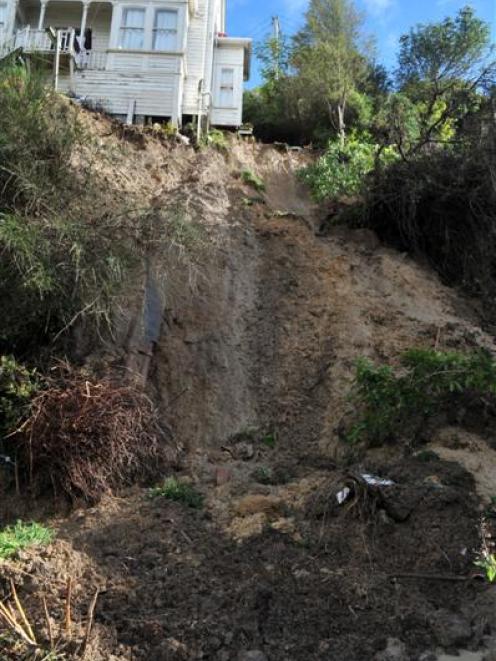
[361,474,395,487]
[336,487,351,505]
[336,473,394,506]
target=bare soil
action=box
[2,115,496,661]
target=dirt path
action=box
[3,137,496,660]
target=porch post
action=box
[108,1,119,49]
[80,0,90,40]
[37,1,47,30]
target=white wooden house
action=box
[0,0,251,127]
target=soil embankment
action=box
[2,119,496,660]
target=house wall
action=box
[73,69,182,116]
[2,0,247,124]
[210,43,243,126]
[182,0,222,116]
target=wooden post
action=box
[54,29,60,91]
[125,99,136,124]
[80,1,89,45]
[37,2,47,30]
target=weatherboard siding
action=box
[210,44,243,126]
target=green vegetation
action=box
[0,64,136,356]
[300,135,397,200]
[244,0,386,145]
[149,477,204,508]
[202,128,229,151]
[0,521,53,559]
[261,432,277,448]
[475,554,496,583]
[0,355,37,438]
[241,169,265,192]
[252,466,274,484]
[346,349,496,445]
[247,3,496,315]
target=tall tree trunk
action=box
[337,101,346,148]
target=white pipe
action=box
[196,0,211,139]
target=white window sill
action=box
[109,48,184,55]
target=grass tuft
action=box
[148,477,203,508]
[241,169,265,193]
[0,521,53,560]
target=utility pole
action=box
[272,15,280,42]
[271,15,281,80]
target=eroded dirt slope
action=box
[2,119,496,661]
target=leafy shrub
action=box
[0,356,37,438]
[203,128,229,151]
[346,348,496,445]
[299,136,398,201]
[241,169,265,193]
[149,477,203,508]
[475,553,496,583]
[0,521,53,559]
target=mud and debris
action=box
[2,113,496,660]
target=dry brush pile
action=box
[11,365,173,502]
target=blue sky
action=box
[227,0,496,87]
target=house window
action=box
[119,8,145,49]
[0,4,7,30]
[153,9,178,51]
[218,67,234,107]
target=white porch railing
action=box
[74,49,107,71]
[0,27,107,70]
[12,27,75,53]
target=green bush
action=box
[0,521,53,559]
[241,169,265,193]
[346,348,496,445]
[299,136,398,201]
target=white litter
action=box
[336,473,394,505]
[361,474,395,487]
[336,487,351,505]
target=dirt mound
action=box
[2,115,496,660]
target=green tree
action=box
[292,0,369,145]
[395,6,495,153]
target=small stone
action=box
[216,467,232,486]
[237,652,268,661]
[418,653,437,661]
[233,442,255,461]
[373,638,409,661]
[424,475,443,488]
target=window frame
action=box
[119,7,146,50]
[152,8,178,51]
[218,66,235,108]
[0,3,8,30]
